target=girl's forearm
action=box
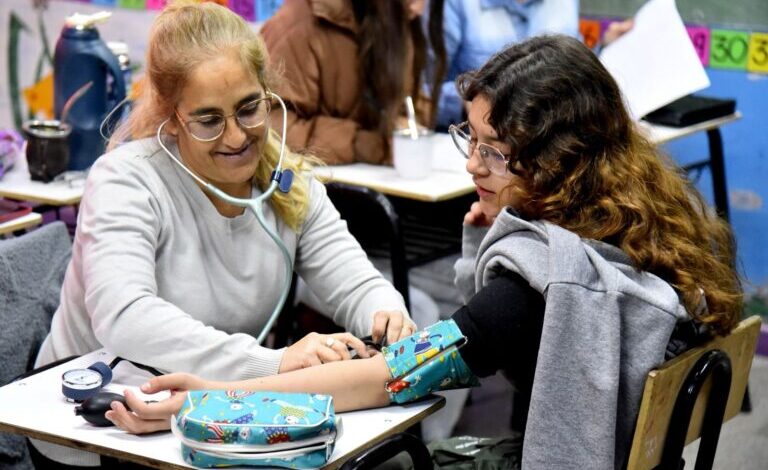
[205,355,392,412]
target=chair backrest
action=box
[324,182,411,309]
[0,221,72,385]
[626,315,762,470]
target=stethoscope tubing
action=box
[156,92,293,345]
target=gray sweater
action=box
[454,209,687,469]
[36,138,407,380]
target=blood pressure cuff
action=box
[383,320,480,404]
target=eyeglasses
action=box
[448,121,514,176]
[175,97,271,142]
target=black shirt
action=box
[451,271,545,431]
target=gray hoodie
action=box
[454,209,688,469]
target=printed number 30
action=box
[711,34,748,64]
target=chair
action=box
[324,183,411,309]
[626,315,761,470]
[343,316,762,470]
[0,221,72,469]
[324,183,472,312]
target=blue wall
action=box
[662,70,768,293]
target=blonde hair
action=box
[109,0,314,230]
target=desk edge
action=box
[322,396,446,470]
[0,396,446,470]
[0,189,82,206]
[0,213,43,234]
[0,421,189,470]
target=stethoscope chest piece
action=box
[272,169,294,193]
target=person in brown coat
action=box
[261,0,434,165]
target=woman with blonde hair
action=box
[109,35,741,469]
[32,2,415,467]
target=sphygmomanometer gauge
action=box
[61,362,113,402]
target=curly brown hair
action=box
[458,35,742,335]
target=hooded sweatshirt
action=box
[454,209,688,469]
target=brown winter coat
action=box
[261,0,421,165]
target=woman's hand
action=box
[464,201,496,227]
[105,373,206,434]
[371,310,416,346]
[279,332,371,373]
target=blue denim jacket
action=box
[437,0,580,128]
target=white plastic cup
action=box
[393,128,434,179]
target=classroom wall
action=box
[582,0,768,30]
[662,69,768,314]
[581,0,768,313]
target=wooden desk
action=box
[0,212,42,236]
[639,112,741,146]
[0,350,444,470]
[314,134,473,310]
[314,133,473,203]
[0,156,84,206]
[640,112,741,222]
[315,116,742,206]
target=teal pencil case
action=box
[172,390,340,468]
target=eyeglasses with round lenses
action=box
[176,97,272,142]
[448,121,514,176]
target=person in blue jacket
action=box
[432,0,579,129]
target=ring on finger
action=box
[325,337,336,347]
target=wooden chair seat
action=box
[627,315,762,470]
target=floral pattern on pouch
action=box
[174,390,337,468]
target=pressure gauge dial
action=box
[61,361,113,402]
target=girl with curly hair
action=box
[108,35,741,470]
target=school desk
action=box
[0,155,84,206]
[0,211,42,237]
[0,349,445,470]
[639,112,741,221]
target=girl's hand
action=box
[104,373,206,434]
[463,201,495,227]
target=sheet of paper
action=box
[599,0,710,120]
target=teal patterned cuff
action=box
[383,320,479,404]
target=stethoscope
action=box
[155,91,294,345]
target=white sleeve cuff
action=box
[242,346,286,378]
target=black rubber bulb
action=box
[74,392,130,427]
